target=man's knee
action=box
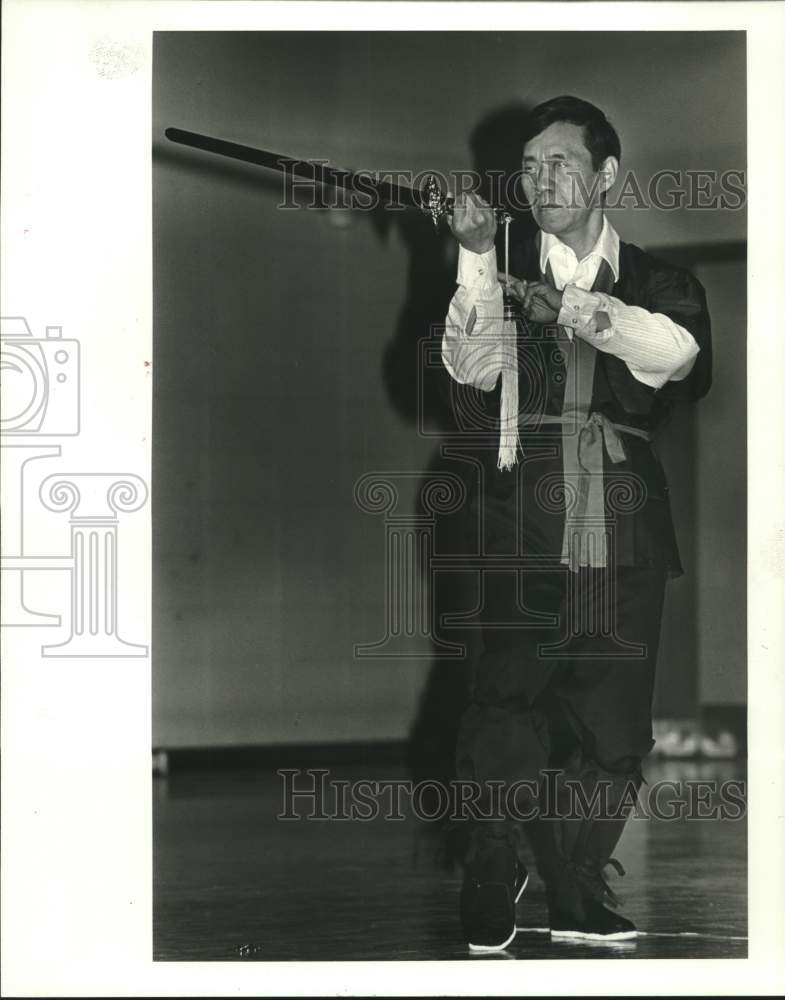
[598,753,647,777]
[592,729,656,776]
[471,648,552,709]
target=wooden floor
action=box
[154,758,746,961]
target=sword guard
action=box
[420,174,511,229]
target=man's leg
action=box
[536,564,667,938]
[453,567,563,950]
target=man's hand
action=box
[499,275,563,324]
[448,191,497,254]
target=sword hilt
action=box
[420,175,511,229]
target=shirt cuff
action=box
[558,284,613,343]
[456,245,498,292]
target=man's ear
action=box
[598,156,619,197]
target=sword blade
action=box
[165,127,425,212]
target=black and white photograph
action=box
[3,2,785,996]
[152,28,746,961]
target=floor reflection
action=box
[154,758,747,961]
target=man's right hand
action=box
[448,191,497,255]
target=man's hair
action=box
[523,96,621,171]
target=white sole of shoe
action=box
[550,928,637,942]
[467,872,529,953]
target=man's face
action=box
[521,121,605,237]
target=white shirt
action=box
[442,217,700,393]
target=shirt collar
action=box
[539,215,620,282]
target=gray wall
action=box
[152,31,746,747]
[695,258,747,706]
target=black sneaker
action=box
[549,898,637,941]
[460,834,529,953]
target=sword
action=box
[164,127,511,228]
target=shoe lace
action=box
[569,856,626,909]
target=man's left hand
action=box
[499,275,563,323]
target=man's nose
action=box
[535,162,556,189]
[522,163,554,198]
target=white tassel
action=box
[497,316,521,471]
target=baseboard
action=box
[153,705,747,775]
[153,739,408,775]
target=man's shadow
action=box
[376,103,537,858]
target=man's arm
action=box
[557,284,700,390]
[441,192,505,391]
[442,246,505,391]
[507,266,711,396]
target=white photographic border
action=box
[2,1,783,995]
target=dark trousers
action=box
[455,558,667,907]
[456,563,667,789]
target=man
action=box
[441,95,711,950]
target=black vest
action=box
[508,236,712,431]
[475,235,715,575]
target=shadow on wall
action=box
[381,101,537,430]
[379,103,538,816]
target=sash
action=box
[516,256,651,571]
